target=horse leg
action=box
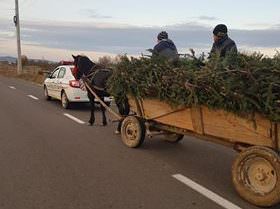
[88,93,95,126]
[115,96,130,134]
[101,97,107,126]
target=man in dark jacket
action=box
[152,31,178,61]
[210,24,237,58]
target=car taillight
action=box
[69,80,80,88]
[60,61,74,65]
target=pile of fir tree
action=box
[107,52,280,122]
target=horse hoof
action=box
[87,122,93,126]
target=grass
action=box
[0,63,51,85]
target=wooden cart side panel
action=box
[141,99,182,118]
[153,109,194,130]
[128,97,136,110]
[190,107,204,134]
[140,99,194,131]
[271,123,280,151]
[202,107,273,147]
[129,98,204,133]
[128,97,142,116]
[277,124,280,151]
[128,97,275,148]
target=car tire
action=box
[61,91,70,109]
[44,86,51,100]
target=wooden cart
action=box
[120,96,280,208]
[84,80,280,207]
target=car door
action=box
[56,67,67,96]
[47,68,60,98]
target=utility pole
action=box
[14,0,22,74]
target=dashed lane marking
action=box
[63,113,86,125]
[8,86,16,89]
[28,95,39,100]
[172,174,242,209]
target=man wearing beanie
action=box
[210,24,237,58]
[152,31,179,61]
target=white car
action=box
[44,65,89,108]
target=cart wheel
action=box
[232,146,280,207]
[121,116,146,148]
[163,133,184,143]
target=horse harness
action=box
[83,65,112,91]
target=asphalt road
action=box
[0,76,278,209]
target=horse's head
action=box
[72,55,95,80]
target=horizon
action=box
[0,0,280,61]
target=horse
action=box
[72,55,129,130]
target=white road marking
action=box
[172,174,242,209]
[63,113,85,125]
[9,86,16,89]
[28,95,39,100]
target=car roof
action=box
[59,65,74,68]
[54,65,75,79]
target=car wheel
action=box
[61,91,70,109]
[44,86,51,100]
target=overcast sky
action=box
[0,0,280,61]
